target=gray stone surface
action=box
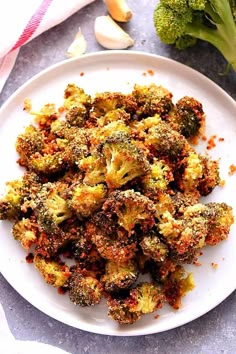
[0,1,235,353]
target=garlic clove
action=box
[104,0,133,22]
[94,15,134,50]
[66,28,87,58]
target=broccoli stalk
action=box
[154,0,236,71]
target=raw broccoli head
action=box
[101,259,139,293]
[153,0,236,71]
[101,132,150,189]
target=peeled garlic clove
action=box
[66,28,87,58]
[104,0,133,22]
[94,15,134,50]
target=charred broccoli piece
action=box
[107,282,165,324]
[132,83,173,118]
[101,259,139,293]
[145,121,188,161]
[34,182,72,233]
[12,217,38,250]
[163,266,195,310]
[197,156,220,196]
[159,210,208,263]
[67,268,103,306]
[15,125,44,167]
[101,132,150,189]
[102,189,156,233]
[66,183,107,219]
[204,202,234,245]
[86,220,138,264]
[34,255,71,287]
[140,231,169,262]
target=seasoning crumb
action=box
[211,262,218,269]
[147,69,154,76]
[219,179,226,187]
[154,314,160,319]
[206,134,217,150]
[25,253,34,263]
[228,164,236,175]
[80,72,84,77]
[194,261,202,267]
[218,137,224,142]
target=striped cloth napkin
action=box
[0,0,96,94]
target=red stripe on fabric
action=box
[10,0,53,52]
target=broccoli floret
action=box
[34,255,71,287]
[15,125,44,167]
[142,158,174,197]
[101,259,139,293]
[101,132,150,189]
[34,182,72,233]
[159,210,208,263]
[102,189,156,233]
[66,183,107,219]
[132,84,174,118]
[178,150,204,192]
[174,96,205,138]
[204,202,234,245]
[140,231,169,262]
[153,0,236,71]
[89,120,130,148]
[97,109,131,127]
[145,121,189,161]
[107,296,142,324]
[65,106,87,127]
[30,103,59,129]
[79,154,107,186]
[86,220,138,264]
[64,83,91,112]
[67,269,103,306]
[163,265,195,310]
[197,156,220,196]
[12,217,38,250]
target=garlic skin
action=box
[94,15,134,50]
[104,0,133,22]
[66,28,87,58]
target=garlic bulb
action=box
[104,0,133,22]
[94,15,134,49]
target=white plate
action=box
[0,51,235,336]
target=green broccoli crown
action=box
[154,0,236,71]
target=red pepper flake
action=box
[80,72,84,77]
[193,261,202,267]
[218,137,224,142]
[211,262,218,269]
[25,253,34,263]
[154,314,160,319]
[201,135,207,141]
[228,164,236,175]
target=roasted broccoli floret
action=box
[101,259,139,293]
[64,83,91,112]
[145,121,188,161]
[142,158,174,197]
[97,109,131,127]
[197,156,220,196]
[140,231,169,262]
[107,282,165,324]
[101,132,150,189]
[204,202,234,245]
[102,189,156,233]
[12,217,38,250]
[159,210,208,263]
[132,83,174,118]
[163,265,195,310]
[15,125,44,167]
[67,268,103,306]
[153,0,236,71]
[66,183,107,219]
[30,103,59,130]
[34,255,71,287]
[177,150,204,192]
[79,154,107,186]
[86,220,138,264]
[34,182,72,233]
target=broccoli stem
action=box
[186,16,236,71]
